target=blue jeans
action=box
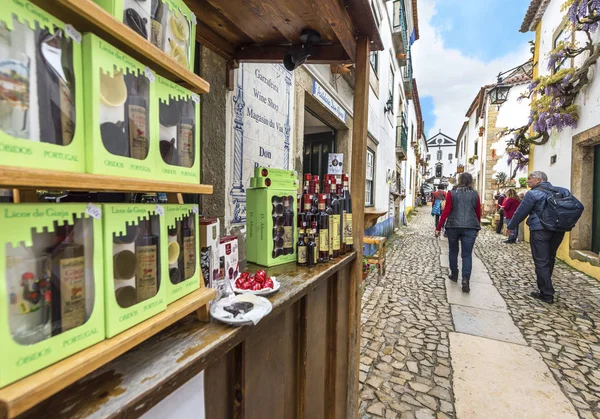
[505,218,517,241]
[446,228,478,277]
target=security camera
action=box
[284,29,321,71]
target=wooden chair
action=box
[363,236,387,276]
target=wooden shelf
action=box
[0,287,216,419]
[31,0,210,94]
[18,254,357,419]
[0,167,213,195]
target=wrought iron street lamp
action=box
[489,83,511,105]
[506,138,519,153]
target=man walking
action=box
[506,171,570,303]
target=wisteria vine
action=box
[501,0,600,157]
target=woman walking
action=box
[502,189,521,244]
[435,173,481,293]
[431,185,447,228]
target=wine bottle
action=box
[49,224,85,336]
[125,74,149,160]
[182,214,196,280]
[150,0,164,48]
[336,183,346,255]
[306,221,317,267]
[342,174,354,252]
[177,100,195,168]
[136,218,159,302]
[324,181,334,260]
[283,196,294,255]
[318,194,329,263]
[296,220,307,266]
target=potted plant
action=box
[362,257,378,280]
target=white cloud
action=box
[411,0,532,139]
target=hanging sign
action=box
[313,81,347,123]
[328,153,344,175]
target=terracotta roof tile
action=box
[520,0,551,32]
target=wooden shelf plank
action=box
[0,167,213,195]
[18,254,357,419]
[31,0,210,94]
[0,287,216,419]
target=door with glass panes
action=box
[303,132,336,182]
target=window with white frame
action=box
[448,153,453,161]
[366,148,375,206]
[370,51,378,75]
[371,0,380,26]
[553,21,573,74]
[437,150,442,161]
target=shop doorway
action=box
[593,145,600,253]
[303,110,337,181]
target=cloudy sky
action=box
[411,0,534,139]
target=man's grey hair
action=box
[528,171,548,182]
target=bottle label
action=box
[315,234,319,253]
[328,217,334,256]
[178,122,194,168]
[304,203,312,212]
[129,104,149,160]
[345,213,354,245]
[60,256,85,332]
[183,236,196,280]
[297,246,307,264]
[136,245,158,301]
[319,229,329,252]
[332,214,341,250]
[283,226,293,249]
[313,246,318,262]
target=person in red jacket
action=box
[502,189,521,244]
[435,173,481,293]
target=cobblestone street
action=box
[359,209,600,419]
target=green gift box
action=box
[156,76,200,184]
[102,204,167,338]
[164,204,200,304]
[0,0,85,173]
[93,0,196,72]
[0,204,104,388]
[82,33,159,179]
[247,168,298,267]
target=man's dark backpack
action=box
[537,186,584,232]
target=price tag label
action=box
[155,205,165,217]
[144,67,156,83]
[64,24,82,44]
[191,93,200,104]
[192,205,199,214]
[86,203,102,220]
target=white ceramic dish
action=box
[210,294,273,326]
[231,277,280,297]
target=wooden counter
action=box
[19,253,357,419]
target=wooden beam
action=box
[306,0,357,62]
[196,23,235,61]
[235,44,351,64]
[347,36,370,417]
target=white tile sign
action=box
[312,81,346,123]
[228,64,294,225]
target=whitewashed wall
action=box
[491,84,530,183]
[225,64,295,229]
[367,0,407,217]
[532,0,600,188]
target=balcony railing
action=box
[403,56,413,97]
[392,0,409,59]
[396,114,408,158]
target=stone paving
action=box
[476,228,600,418]
[360,209,455,418]
[359,208,600,419]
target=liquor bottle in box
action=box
[246,167,298,267]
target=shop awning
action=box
[188,0,384,64]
